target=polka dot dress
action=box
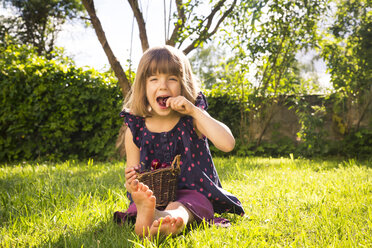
[120,92,244,215]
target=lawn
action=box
[0,157,371,247]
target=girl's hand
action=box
[166,96,196,116]
[125,165,139,193]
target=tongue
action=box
[158,97,168,107]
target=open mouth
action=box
[156,96,170,107]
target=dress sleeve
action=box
[195,92,208,110]
[119,111,144,148]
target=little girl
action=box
[114,45,244,238]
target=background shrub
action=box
[0,44,123,162]
[205,90,372,158]
[1,44,370,162]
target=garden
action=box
[1,0,371,247]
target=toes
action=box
[169,217,177,225]
[136,182,144,191]
[132,179,139,186]
[156,216,171,227]
[130,179,139,191]
[163,216,172,223]
[145,189,153,197]
[149,195,156,203]
[152,219,160,228]
[140,183,149,192]
[174,217,184,228]
[150,216,184,238]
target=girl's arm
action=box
[124,127,140,193]
[192,107,235,152]
[167,96,235,152]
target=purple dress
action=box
[114,92,244,224]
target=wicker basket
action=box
[136,155,181,207]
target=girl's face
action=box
[146,73,181,117]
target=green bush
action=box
[205,90,242,157]
[338,129,372,159]
[1,43,370,162]
[0,43,123,162]
[205,89,241,137]
[206,89,371,158]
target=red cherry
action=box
[151,159,160,170]
[161,162,170,169]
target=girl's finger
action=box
[125,165,139,173]
[167,96,182,107]
[126,174,137,188]
[125,165,139,175]
[125,170,135,180]
[125,167,133,174]
[170,98,185,111]
[166,97,175,108]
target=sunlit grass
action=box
[1,157,371,247]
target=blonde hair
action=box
[124,45,200,116]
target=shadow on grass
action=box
[40,219,140,248]
[1,162,220,247]
[39,214,227,248]
[0,162,138,247]
[1,158,252,248]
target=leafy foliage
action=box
[206,89,371,158]
[320,0,372,134]
[189,45,225,89]
[292,96,328,157]
[0,0,85,56]
[216,0,329,146]
[0,42,123,162]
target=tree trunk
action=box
[255,97,282,147]
[128,0,149,52]
[256,103,275,147]
[82,0,132,157]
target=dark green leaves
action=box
[0,42,122,162]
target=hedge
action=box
[1,44,370,162]
[0,44,123,162]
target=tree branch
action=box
[167,0,186,47]
[81,0,131,97]
[128,0,149,52]
[183,0,237,54]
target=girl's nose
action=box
[159,77,168,89]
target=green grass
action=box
[1,157,371,247]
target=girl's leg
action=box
[130,181,156,237]
[130,181,196,238]
[150,201,195,237]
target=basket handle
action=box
[171,155,181,169]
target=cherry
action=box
[161,162,170,169]
[151,159,161,170]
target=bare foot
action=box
[149,215,184,237]
[131,181,156,237]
